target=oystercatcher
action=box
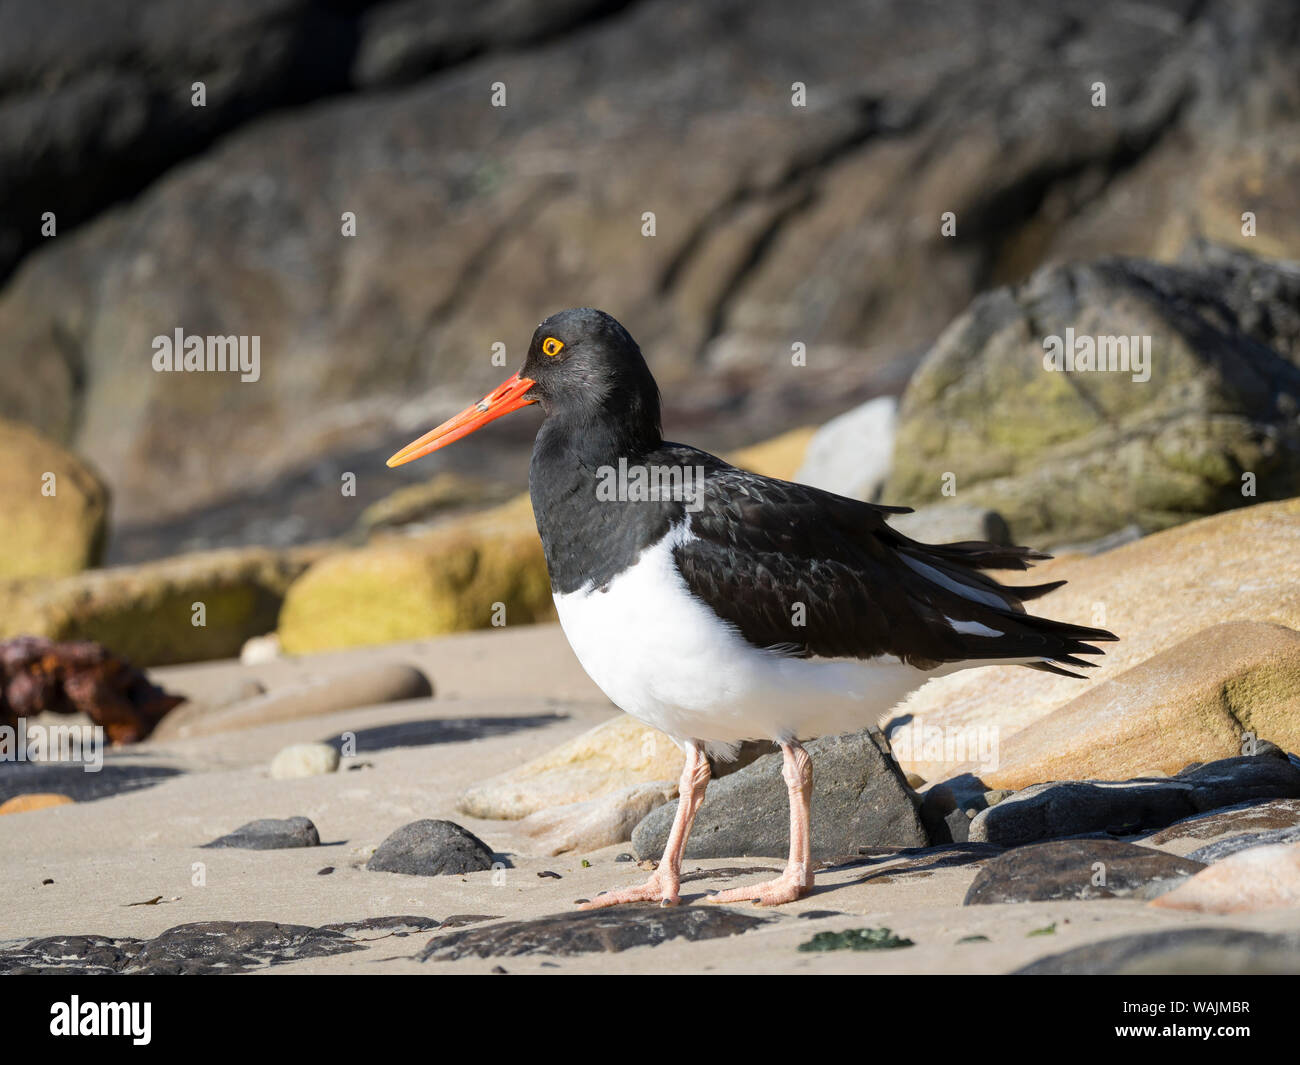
[388,308,1117,907]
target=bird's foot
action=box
[704,868,811,907]
[576,870,680,910]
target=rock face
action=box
[421,904,769,960]
[203,816,320,850]
[968,752,1300,847]
[887,247,1300,546]
[366,819,495,876]
[890,499,1300,784]
[632,729,927,861]
[964,840,1204,905]
[458,715,687,821]
[277,495,553,654]
[0,545,321,667]
[4,0,1298,540]
[0,419,108,579]
[1150,843,1300,914]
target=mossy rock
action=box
[278,494,554,654]
[0,546,321,666]
[0,418,109,578]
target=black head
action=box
[520,308,662,448]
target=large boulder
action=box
[0,418,107,578]
[889,498,1300,784]
[887,247,1300,546]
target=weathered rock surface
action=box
[1150,842,1300,914]
[887,246,1300,546]
[152,662,432,740]
[1186,827,1300,864]
[964,840,1203,905]
[366,819,495,876]
[421,904,769,960]
[458,715,686,821]
[0,418,108,579]
[891,499,1300,783]
[269,742,340,780]
[203,816,320,850]
[968,751,1300,847]
[513,782,676,857]
[632,729,927,860]
[1144,798,1300,847]
[1016,928,1300,975]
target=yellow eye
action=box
[542,337,564,357]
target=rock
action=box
[269,743,340,780]
[457,715,686,821]
[1017,928,1300,975]
[421,904,769,960]
[277,495,553,654]
[726,428,817,482]
[963,839,1204,905]
[890,499,1300,784]
[793,397,897,501]
[919,774,999,845]
[1187,827,1300,864]
[0,793,74,815]
[968,750,1300,847]
[513,782,677,856]
[1150,843,1300,914]
[239,633,281,665]
[203,816,320,850]
[1145,798,1300,845]
[0,545,323,668]
[0,418,108,578]
[152,662,432,740]
[356,472,514,536]
[632,728,927,861]
[0,764,182,805]
[960,621,1300,790]
[0,918,411,975]
[366,819,495,876]
[887,504,1011,547]
[887,251,1300,546]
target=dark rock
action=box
[203,816,320,850]
[964,840,1204,905]
[969,751,1300,847]
[798,927,914,952]
[420,904,769,960]
[0,920,373,975]
[1144,797,1300,844]
[318,916,441,936]
[1017,928,1300,975]
[1187,827,1300,864]
[918,773,992,844]
[632,728,927,861]
[323,713,560,754]
[366,819,494,876]
[438,914,502,930]
[837,841,1003,886]
[0,762,182,805]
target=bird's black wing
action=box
[662,445,1116,674]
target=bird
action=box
[387,307,1117,908]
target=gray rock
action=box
[888,505,1011,547]
[632,728,927,861]
[202,816,319,850]
[1187,826,1300,864]
[969,751,1300,847]
[1017,928,1300,975]
[794,396,897,502]
[421,904,769,960]
[964,839,1204,905]
[367,819,495,876]
[1144,797,1300,845]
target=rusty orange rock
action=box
[0,793,75,815]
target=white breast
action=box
[551,524,944,748]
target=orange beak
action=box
[386,371,538,467]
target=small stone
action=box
[203,816,320,850]
[270,742,340,780]
[0,793,75,815]
[239,633,282,665]
[317,867,334,876]
[366,819,494,877]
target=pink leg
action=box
[578,741,711,909]
[706,740,813,906]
